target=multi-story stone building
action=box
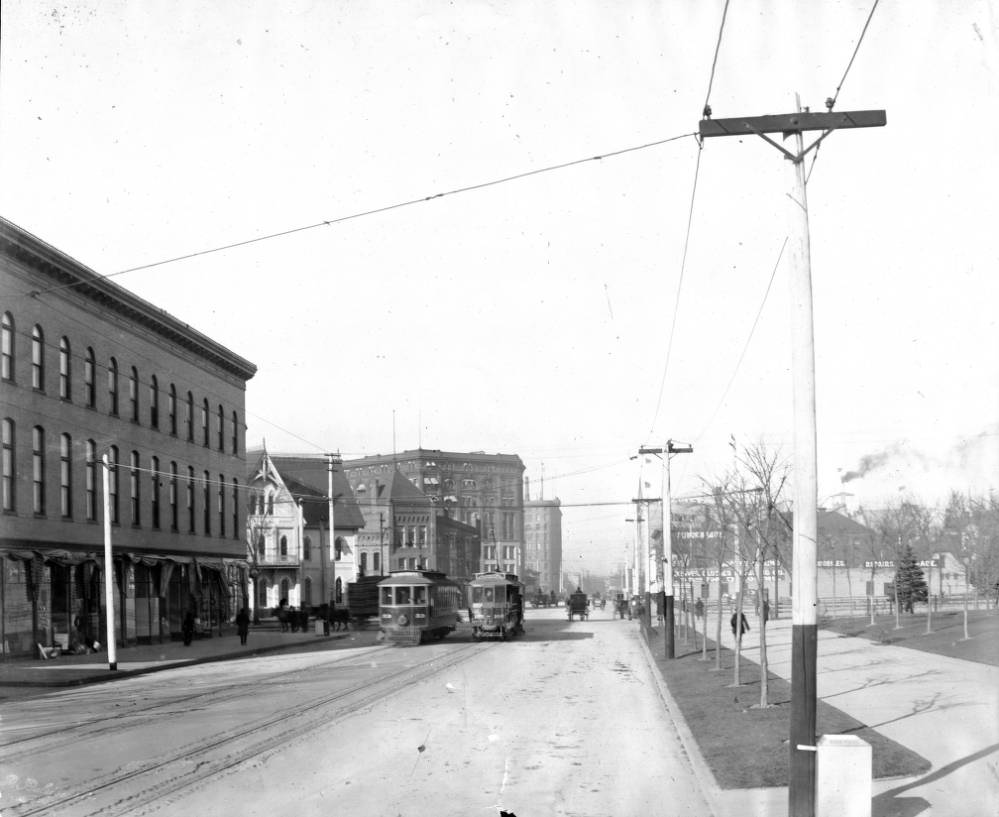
[344,466,480,580]
[343,448,522,575]
[523,496,563,595]
[1,217,256,656]
[244,451,364,612]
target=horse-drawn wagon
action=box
[567,589,588,621]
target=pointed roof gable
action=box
[265,455,366,530]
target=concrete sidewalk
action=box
[644,615,999,817]
[0,620,375,689]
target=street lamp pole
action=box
[640,440,692,659]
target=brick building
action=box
[342,449,518,575]
[1,218,256,656]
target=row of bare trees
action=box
[676,441,999,706]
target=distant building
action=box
[245,451,364,611]
[672,502,970,607]
[1,217,256,655]
[523,493,563,594]
[343,448,523,575]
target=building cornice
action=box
[1,217,257,381]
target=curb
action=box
[635,624,726,817]
[0,632,354,689]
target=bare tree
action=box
[725,442,789,707]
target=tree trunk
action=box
[714,577,723,671]
[758,549,769,708]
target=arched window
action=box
[60,433,72,517]
[232,479,239,539]
[201,399,209,447]
[186,391,194,441]
[360,551,368,572]
[231,411,239,455]
[334,536,344,561]
[267,494,274,515]
[129,366,139,422]
[85,440,97,521]
[257,534,265,557]
[151,456,161,529]
[149,375,159,428]
[2,418,15,512]
[218,474,225,538]
[186,466,195,532]
[59,337,71,400]
[1,312,13,381]
[202,470,211,534]
[108,358,119,415]
[32,425,45,515]
[279,578,290,604]
[108,445,119,524]
[303,536,312,561]
[168,384,177,435]
[130,450,141,525]
[257,577,269,609]
[304,577,313,605]
[373,551,380,572]
[280,535,288,556]
[335,577,342,604]
[217,404,224,451]
[84,348,96,407]
[169,461,178,530]
[31,325,45,390]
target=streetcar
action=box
[468,571,525,640]
[377,570,464,646]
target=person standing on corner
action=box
[236,606,250,646]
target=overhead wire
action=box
[692,236,788,446]
[645,0,731,440]
[20,131,696,300]
[807,0,882,184]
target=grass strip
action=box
[646,632,931,789]
[818,610,999,667]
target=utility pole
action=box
[327,452,342,606]
[101,452,118,671]
[640,441,692,659]
[379,512,385,576]
[700,100,885,817]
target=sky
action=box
[2,1,997,577]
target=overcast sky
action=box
[2,1,996,575]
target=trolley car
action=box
[378,570,463,646]
[468,571,525,640]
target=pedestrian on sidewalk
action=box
[730,610,750,644]
[182,610,195,646]
[236,607,250,645]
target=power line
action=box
[702,0,732,116]
[828,0,882,112]
[808,0,882,184]
[647,141,703,438]
[24,131,696,299]
[693,236,788,444]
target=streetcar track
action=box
[0,643,392,761]
[7,641,493,817]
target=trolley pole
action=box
[700,99,885,816]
